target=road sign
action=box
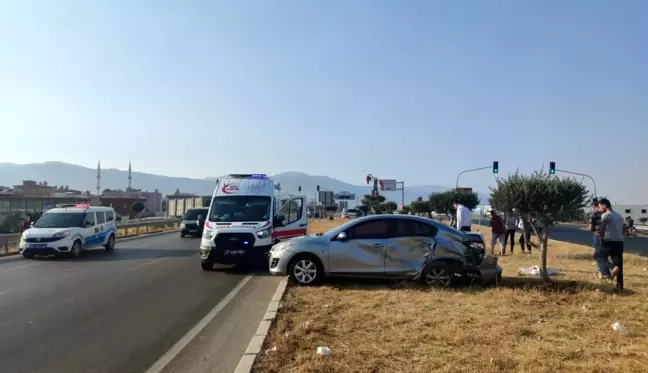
[381,179,397,191]
[456,187,473,193]
[334,191,356,200]
[318,191,334,205]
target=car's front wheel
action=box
[288,255,323,285]
[201,259,214,271]
[70,240,82,258]
[422,262,454,287]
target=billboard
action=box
[318,191,335,205]
[381,179,398,191]
[334,191,356,200]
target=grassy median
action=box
[254,218,648,373]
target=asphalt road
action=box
[0,233,281,373]
[473,219,648,256]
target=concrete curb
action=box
[234,277,289,373]
[0,229,180,259]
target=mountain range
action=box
[0,162,490,205]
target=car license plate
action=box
[224,250,245,256]
[29,244,48,249]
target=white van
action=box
[19,205,117,259]
[200,174,308,270]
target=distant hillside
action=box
[0,162,489,205]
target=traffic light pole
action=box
[456,166,492,189]
[554,169,598,197]
[396,181,405,209]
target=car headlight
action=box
[271,242,293,252]
[256,228,271,238]
[180,223,185,228]
[202,230,214,240]
[53,231,70,238]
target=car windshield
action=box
[208,196,271,222]
[34,213,85,228]
[184,209,207,220]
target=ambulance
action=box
[199,174,308,270]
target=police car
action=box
[19,205,117,259]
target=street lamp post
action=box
[456,166,492,189]
[554,169,598,197]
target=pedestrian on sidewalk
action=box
[595,198,624,290]
[588,199,602,250]
[453,201,472,232]
[489,210,506,256]
[504,209,518,253]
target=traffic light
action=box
[549,162,556,175]
[492,161,499,174]
[316,185,320,192]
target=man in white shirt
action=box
[453,201,473,232]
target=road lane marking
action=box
[1,263,40,271]
[0,291,7,296]
[131,257,167,270]
[143,274,253,373]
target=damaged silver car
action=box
[268,214,502,287]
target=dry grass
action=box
[255,219,648,373]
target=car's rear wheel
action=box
[288,254,323,285]
[104,234,115,251]
[70,240,82,258]
[422,263,453,287]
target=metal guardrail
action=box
[0,218,181,257]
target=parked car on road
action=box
[268,214,501,287]
[341,208,364,219]
[180,207,209,238]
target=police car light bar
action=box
[75,204,90,208]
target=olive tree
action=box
[428,190,480,226]
[489,171,588,282]
[410,196,431,217]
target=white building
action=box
[613,204,648,223]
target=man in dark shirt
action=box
[589,199,602,250]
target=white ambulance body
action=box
[199,174,308,270]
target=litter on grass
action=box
[519,266,560,276]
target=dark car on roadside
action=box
[180,208,209,238]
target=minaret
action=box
[96,160,101,196]
[128,161,132,191]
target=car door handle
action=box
[299,223,307,227]
[372,243,383,247]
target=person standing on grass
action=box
[504,209,518,253]
[595,198,624,290]
[453,201,472,232]
[589,199,602,251]
[489,210,506,256]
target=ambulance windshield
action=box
[208,196,271,222]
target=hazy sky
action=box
[1,0,647,202]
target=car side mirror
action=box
[336,232,347,241]
[85,221,93,227]
[30,222,35,227]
